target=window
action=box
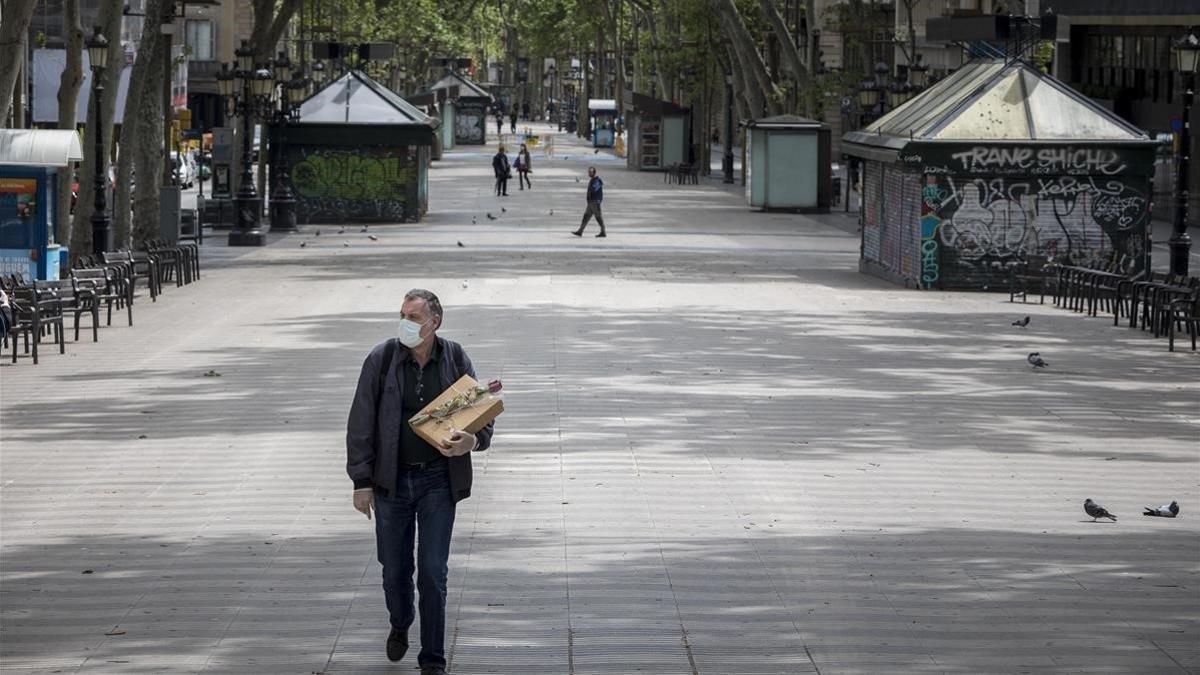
[185,19,213,61]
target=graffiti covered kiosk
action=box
[842,58,1159,290]
[284,69,436,224]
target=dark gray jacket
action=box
[346,336,494,502]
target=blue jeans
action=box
[374,464,456,668]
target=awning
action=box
[588,99,617,112]
[0,129,84,167]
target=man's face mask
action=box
[398,317,430,348]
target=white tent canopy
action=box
[0,129,84,167]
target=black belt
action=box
[397,457,447,472]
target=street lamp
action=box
[1170,29,1199,275]
[218,41,272,246]
[723,69,734,184]
[888,81,912,109]
[910,55,929,91]
[86,26,110,256]
[268,51,301,234]
[311,60,326,89]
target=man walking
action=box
[492,145,511,196]
[572,166,606,237]
[347,289,495,675]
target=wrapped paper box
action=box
[408,375,504,447]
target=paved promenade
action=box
[2,124,1198,674]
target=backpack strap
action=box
[376,338,398,419]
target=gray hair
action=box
[404,288,443,321]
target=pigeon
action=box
[472,217,477,224]
[360,226,369,233]
[1084,498,1117,521]
[299,241,306,248]
[367,234,378,241]
[337,226,345,234]
[549,209,554,216]
[594,149,600,154]
[457,241,464,247]
[1143,501,1179,518]
[575,177,581,183]
[315,229,321,236]
[461,280,469,289]
[501,206,506,213]
[1027,352,1048,368]
[1013,316,1030,327]
[486,213,497,220]
[342,241,350,247]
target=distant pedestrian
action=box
[515,143,532,190]
[492,145,511,197]
[495,112,503,137]
[509,110,518,134]
[571,166,605,238]
[521,101,530,120]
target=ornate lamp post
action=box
[218,41,273,247]
[857,78,880,125]
[268,51,302,233]
[910,55,929,92]
[1170,30,1199,275]
[888,80,912,109]
[86,26,110,255]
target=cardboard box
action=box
[408,375,504,447]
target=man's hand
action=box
[438,428,477,457]
[353,488,374,520]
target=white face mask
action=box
[398,318,429,348]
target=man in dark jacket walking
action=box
[492,145,510,196]
[347,289,495,675]
[572,166,606,237]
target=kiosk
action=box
[843,58,1159,290]
[0,129,82,279]
[743,115,831,212]
[419,71,492,146]
[285,70,437,224]
[588,99,618,147]
[624,93,688,170]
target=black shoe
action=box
[420,666,447,675]
[596,232,607,238]
[386,627,408,662]
[571,230,583,237]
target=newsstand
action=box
[843,58,1160,290]
[286,69,436,224]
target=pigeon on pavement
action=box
[501,206,506,213]
[1013,316,1030,327]
[360,225,369,233]
[337,226,345,234]
[342,241,350,247]
[299,241,306,248]
[1027,352,1048,368]
[367,234,378,241]
[457,241,464,248]
[1143,501,1179,518]
[549,209,554,216]
[1084,498,1117,521]
[486,213,497,220]
[472,217,477,224]
[315,229,321,236]
[575,177,581,183]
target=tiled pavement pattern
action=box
[2,124,1198,674]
